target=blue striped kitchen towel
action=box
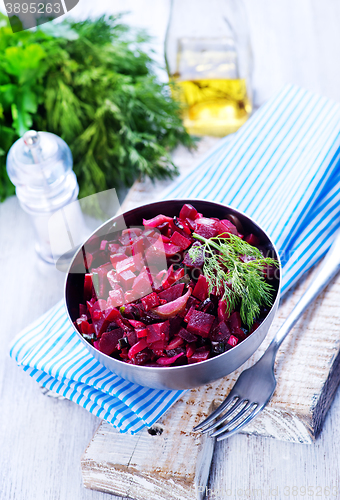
[9,84,340,433]
[9,300,182,433]
[165,84,340,295]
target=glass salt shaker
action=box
[6,130,79,264]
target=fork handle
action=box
[270,229,340,355]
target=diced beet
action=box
[124,290,140,303]
[83,251,94,269]
[97,328,124,355]
[104,307,121,322]
[107,289,125,307]
[229,311,243,337]
[245,233,260,246]
[187,310,215,338]
[185,218,196,232]
[132,271,153,297]
[100,240,108,251]
[146,321,170,343]
[132,252,145,271]
[188,346,210,363]
[107,269,120,289]
[126,227,143,237]
[110,253,126,267]
[143,214,173,228]
[108,243,120,254]
[157,221,170,236]
[227,335,239,348]
[118,269,136,289]
[165,336,184,350]
[152,288,192,319]
[236,328,247,341]
[156,352,185,365]
[186,342,196,358]
[92,310,102,322]
[116,256,137,274]
[127,330,138,346]
[194,217,220,239]
[84,274,93,301]
[155,269,167,283]
[115,315,134,332]
[195,212,203,219]
[79,303,89,318]
[210,321,231,342]
[193,275,209,301]
[119,228,143,246]
[179,203,198,220]
[250,321,260,334]
[158,283,185,303]
[149,339,167,350]
[118,245,132,257]
[218,219,239,237]
[169,315,183,336]
[145,240,167,268]
[170,231,191,251]
[141,292,160,311]
[173,267,185,281]
[177,218,192,236]
[161,235,171,243]
[119,347,129,360]
[178,327,197,343]
[92,266,110,298]
[183,242,204,268]
[128,339,148,359]
[184,305,197,323]
[92,299,107,311]
[217,299,230,322]
[131,236,145,256]
[136,328,148,338]
[161,264,176,289]
[163,242,181,258]
[128,319,146,328]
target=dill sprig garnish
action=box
[188,233,279,328]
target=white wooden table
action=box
[2,1,340,499]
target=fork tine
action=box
[193,392,238,431]
[210,401,255,437]
[199,398,247,434]
[214,405,263,441]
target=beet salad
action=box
[74,203,278,367]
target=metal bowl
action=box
[65,199,281,390]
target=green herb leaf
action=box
[189,233,279,328]
[0,13,196,202]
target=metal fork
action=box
[194,230,340,441]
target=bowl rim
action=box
[64,198,282,373]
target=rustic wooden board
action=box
[81,244,340,499]
[81,134,340,498]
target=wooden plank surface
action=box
[82,130,340,497]
[81,261,340,498]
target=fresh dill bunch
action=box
[188,233,279,328]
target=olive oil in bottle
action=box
[165,0,252,137]
[174,78,252,137]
